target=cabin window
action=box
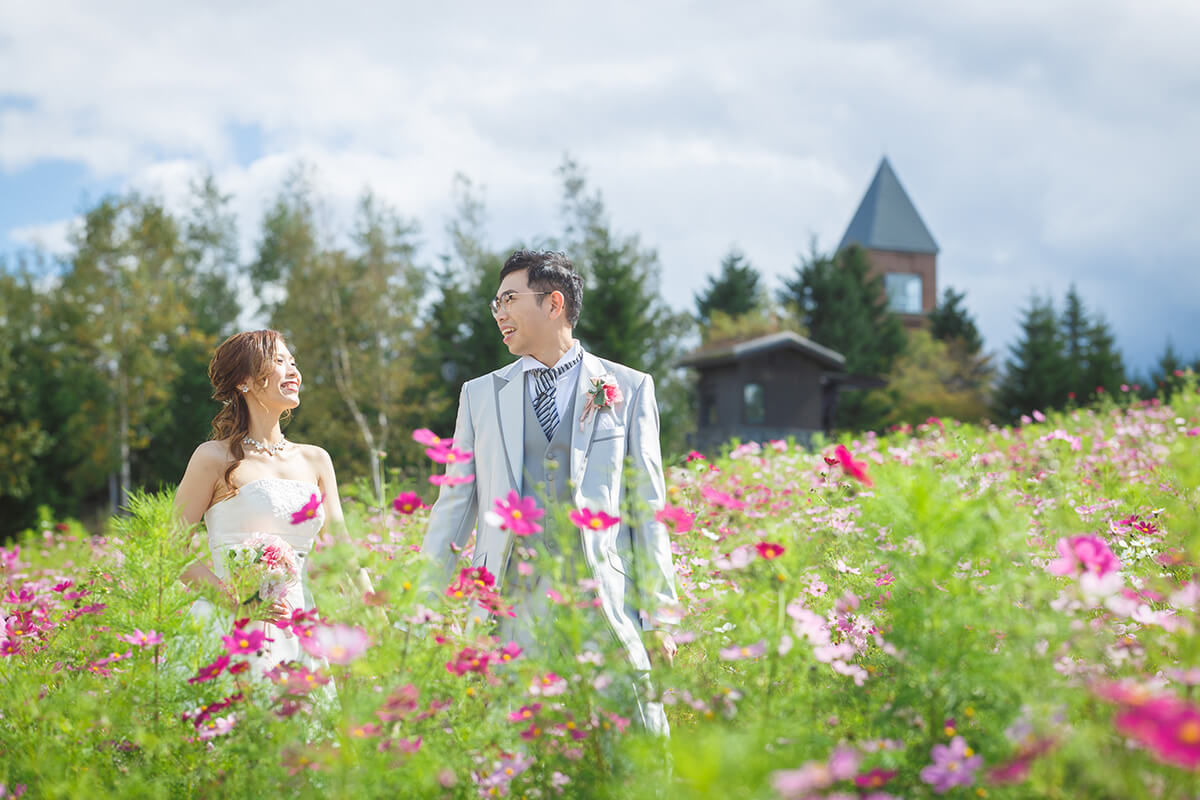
[743,382,765,424]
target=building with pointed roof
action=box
[839,157,938,325]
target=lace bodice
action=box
[203,478,324,577]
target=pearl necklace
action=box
[243,436,288,456]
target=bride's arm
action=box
[174,442,230,596]
[313,447,375,596]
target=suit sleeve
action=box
[624,373,680,630]
[420,382,479,591]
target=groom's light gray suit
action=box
[421,350,678,731]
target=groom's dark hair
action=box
[500,249,584,326]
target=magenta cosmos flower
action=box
[569,508,620,531]
[756,541,785,560]
[920,736,982,793]
[655,505,695,533]
[290,493,323,525]
[392,491,428,515]
[412,428,450,447]
[834,445,873,487]
[1047,534,1121,578]
[221,626,272,655]
[487,491,545,536]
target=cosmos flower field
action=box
[2,380,1199,799]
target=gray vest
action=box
[521,378,577,560]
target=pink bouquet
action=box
[224,533,301,606]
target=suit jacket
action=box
[421,350,679,671]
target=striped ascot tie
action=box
[531,352,582,440]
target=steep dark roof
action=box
[677,331,846,371]
[838,157,939,255]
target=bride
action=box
[174,329,373,679]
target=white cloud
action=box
[1,0,1198,369]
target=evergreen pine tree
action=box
[556,157,694,453]
[1080,312,1125,401]
[1060,285,1088,399]
[779,243,906,431]
[1149,340,1185,398]
[995,295,1070,419]
[694,247,764,325]
[928,287,983,355]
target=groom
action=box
[421,249,678,734]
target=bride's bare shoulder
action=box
[191,439,233,464]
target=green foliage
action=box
[884,329,993,426]
[694,247,765,326]
[779,243,906,432]
[928,286,983,355]
[997,289,1127,420]
[5,386,1200,796]
[556,157,695,455]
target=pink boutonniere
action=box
[579,375,623,429]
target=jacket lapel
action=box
[495,360,525,493]
[570,352,605,487]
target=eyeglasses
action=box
[490,290,549,316]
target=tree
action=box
[1080,313,1125,401]
[885,329,992,426]
[995,295,1070,419]
[694,247,764,326]
[778,242,907,431]
[0,263,53,530]
[52,194,195,514]
[928,287,983,355]
[1060,285,1088,400]
[412,175,511,438]
[555,157,695,453]
[254,169,429,505]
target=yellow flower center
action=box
[512,510,523,519]
[1180,721,1200,744]
[447,454,456,462]
[239,640,250,648]
[590,519,602,528]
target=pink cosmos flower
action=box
[197,714,237,740]
[855,768,898,788]
[429,473,474,486]
[719,640,767,661]
[497,641,523,663]
[188,655,231,684]
[376,684,420,722]
[412,428,450,447]
[701,486,748,510]
[302,623,369,665]
[920,736,982,793]
[280,665,332,695]
[1047,535,1121,578]
[392,491,428,515]
[290,493,324,525]
[833,445,873,487]
[655,505,695,533]
[530,672,568,696]
[426,446,473,465]
[445,647,491,676]
[222,626,272,655]
[569,508,620,531]
[772,762,833,798]
[487,491,545,536]
[508,703,543,723]
[756,541,785,560]
[119,628,163,647]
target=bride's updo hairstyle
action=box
[208,330,291,488]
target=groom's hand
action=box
[645,630,677,668]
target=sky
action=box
[2,0,1197,375]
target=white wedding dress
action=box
[185,478,333,693]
